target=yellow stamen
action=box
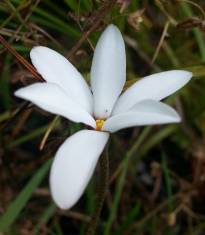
[96,119,105,131]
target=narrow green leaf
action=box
[81,0,93,11]
[33,203,56,234]
[33,8,80,37]
[103,157,129,235]
[161,153,173,211]
[0,54,11,109]
[181,2,205,62]
[63,0,78,11]
[8,125,48,149]
[139,126,176,157]
[0,159,52,232]
[103,128,150,235]
[113,201,141,235]
[31,15,79,38]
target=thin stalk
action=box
[161,153,173,212]
[181,2,205,62]
[103,156,129,235]
[103,127,150,235]
[86,146,109,235]
[0,35,43,81]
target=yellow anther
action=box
[96,119,105,131]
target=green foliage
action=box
[1,0,205,234]
[0,159,52,232]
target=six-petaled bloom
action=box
[15,24,192,209]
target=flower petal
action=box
[15,83,96,128]
[50,130,109,209]
[113,70,192,115]
[30,46,93,114]
[91,24,126,119]
[103,100,180,133]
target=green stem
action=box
[86,147,109,235]
[103,157,129,235]
[103,127,150,235]
[181,2,205,62]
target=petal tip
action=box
[51,194,74,210]
[30,46,50,59]
[169,109,181,123]
[14,88,24,99]
[181,70,192,80]
[14,89,20,97]
[173,114,181,123]
[30,45,41,54]
[103,24,122,37]
[50,173,78,210]
[106,24,118,30]
[173,70,193,83]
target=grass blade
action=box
[0,159,52,232]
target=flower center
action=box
[96,119,105,131]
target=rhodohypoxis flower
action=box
[15,24,192,209]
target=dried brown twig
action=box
[67,0,117,58]
[0,34,43,81]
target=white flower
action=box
[15,24,192,209]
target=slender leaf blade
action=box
[0,159,52,232]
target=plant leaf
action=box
[0,159,52,232]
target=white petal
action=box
[30,46,93,114]
[50,130,109,209]
[91,24,126,119]
[15,83,95,128]
[103,100,180,133]
[113,70,192,115]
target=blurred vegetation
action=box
[1,0,205,234]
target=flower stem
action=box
[86,147,109,235]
